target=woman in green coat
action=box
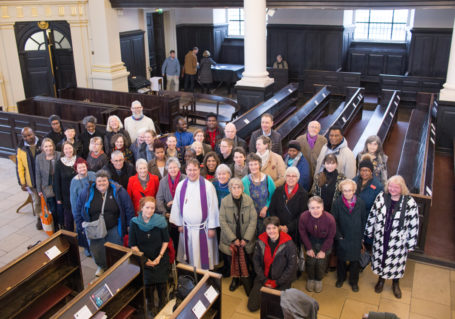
[219,178,257,293]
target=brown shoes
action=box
[392,281,402,299]
[374,277,385,293]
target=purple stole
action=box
[179,176,210,269]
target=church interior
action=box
[0,0,454,318]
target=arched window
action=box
[53,30,71,49]
[24,31,46,51]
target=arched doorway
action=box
[15,21,77,98]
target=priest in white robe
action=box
[170,159,219,269]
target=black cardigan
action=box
[267,185,308,244]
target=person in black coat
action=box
[46,114,65,147]
[268,167,308,245]
[129,196,169,313]
[199,50,216,94]
[53,142,78,231]
[331,179,367,292]
[79,115,104,159]
[102,151,136,189]
[249,113,283,155]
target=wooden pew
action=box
[352,89,400,156]
[303,70,361,95]
[17,96,157,131]
[320,87,365,138]
[260,287,283,319]
[0,111,82,157]
[158,90,240,125]
[379,74,444,102]
[276,86,331,146]
[396,93,437,253]
[59,87,180,131]
[232,83,299,140]
[267,68,289,93]
[0,230,83,319]
[155,263,222,319]
[51,242,146,319]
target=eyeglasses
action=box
[286,175,298,178]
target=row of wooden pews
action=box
[379,74,444,102]
[396,93,437,253]
[0,230,222,319]
[303,69,361,96]
[59,87,180,132]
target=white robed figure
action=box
[170,159,220,269]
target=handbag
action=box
[297,244,306,272]
[359,243,371,270]
[173,266,198,311]
[82,192,107,240]
[40,195,54,236]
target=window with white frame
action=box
[227,8,244,36]
[354,9,409,41]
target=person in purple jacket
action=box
[299,196,336,293]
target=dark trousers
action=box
[147,283,167,309]
[247,278,291,312]
[306,255,329,281]
[184,74,196,92]
[337,259,360,285]
[201,83,212,94]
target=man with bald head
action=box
[16,127,42,229]
[124,100,156,143]
[296,121,327,176]
[223,122,247,151]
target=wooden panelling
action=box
[267,25,354,82]
[120,30,146,78]
[219,38,244,65]
[347,42,408,82]
[110,0,455,9]
[436,100,455,153]
[303,70,360,95]
[408,28,452,78]
[176,24,228,66]
[379,74,444,102]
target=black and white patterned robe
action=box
[365,192,419,279]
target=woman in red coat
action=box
[127,158,160,214]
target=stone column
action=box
[440,17,455,102]
[0,22,25,111]
[88,0,129,91]
[235,0,274,111]
[69,20,92,88]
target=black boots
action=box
[229,277,239,291]
[374,277,385,293]
[392,280,402,299]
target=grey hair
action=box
[215,164,232,177]
[82,115,97,125]
[131,100,142,108]
[228,177,244,192]
[135,158,148,170]
[110,150,124,160]
[95,169,111,179]
[166,156,181,169]
[285,166,300,180]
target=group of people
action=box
[16,102,419,314]
[162,46,217,93]
[161,48,289,93]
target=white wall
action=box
[213,8,227,24]
[117,9,145,32]
[174,8,213,24]
[413,9,455,28]
[268,9,344,25]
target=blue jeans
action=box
[89,226,122,269]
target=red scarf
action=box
[259,231,292,278]
[285,183,299,201]
[342,195,357,213]
[208,130,217,149]
[168,171,181,198]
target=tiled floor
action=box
[0,157,453,319]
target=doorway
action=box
[146,12,166,77]
[15,21,77,98]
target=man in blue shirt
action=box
[174,116,194,148]
[162,50,181,91]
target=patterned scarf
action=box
[342,195,357,213]
[257,150,270,167]
[168,172,181,198]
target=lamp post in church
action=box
[235,0,274,112]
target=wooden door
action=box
[15,21,76,98]
[146,12,166,77]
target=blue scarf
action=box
[131,212,167,232]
